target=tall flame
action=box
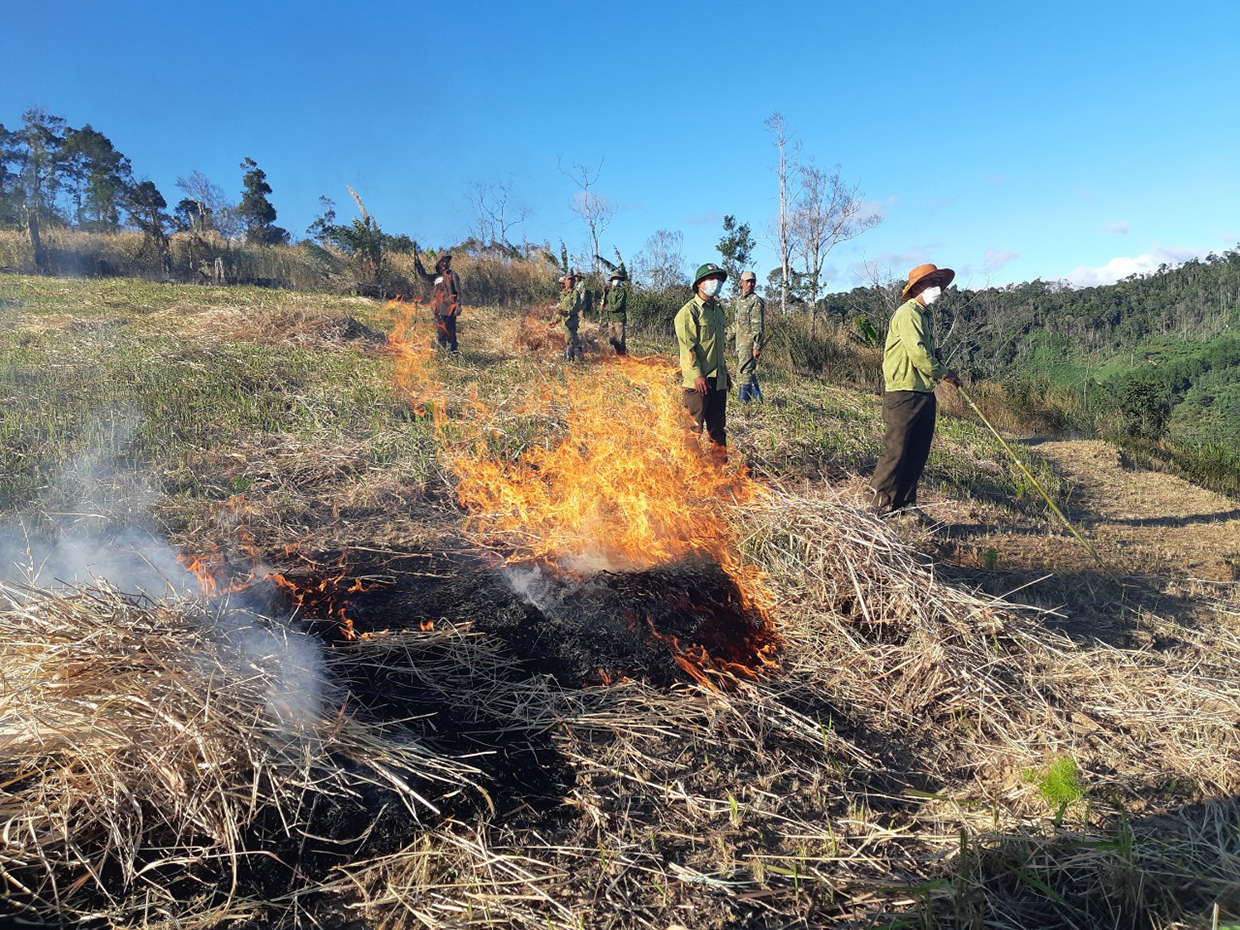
[387,301,774,614]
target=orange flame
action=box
[177,495,364,640]
[386,302,778,623]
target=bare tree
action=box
[469,179,529,252]
[633,229,686,291]
[764,112,801,316]
[561,159,615,280]
[792,161,881,331]
[175,170,240,238]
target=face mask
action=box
[701,279,722,298]
[920,286,942,305]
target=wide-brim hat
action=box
[608,271,626,281]
[901,263,954,299]
[692,262,728,289]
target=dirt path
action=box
[1030,439,1240,582]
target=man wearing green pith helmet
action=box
[674,263,731,459]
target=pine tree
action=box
[237,157,289,245]
[716,215,756,295]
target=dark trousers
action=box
[871,390,936,512]
[435,313,458,351]
[683,386,727,448]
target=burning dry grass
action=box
[0,583,477,927]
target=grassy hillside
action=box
[2,274,1238,930]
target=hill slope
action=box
[1,273,1238,930]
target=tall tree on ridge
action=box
[61,125,132,231]
[764,112,801,316]
[2,108,69,271]
[238,157,289,245]
[792,161,881,331]
[716,215,756,295]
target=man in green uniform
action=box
[675,263,731,457]
[558,270,591,361]
[600,270,629,355]
[870,262,961,515]
[731,269,765,402]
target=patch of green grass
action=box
[0,289,436,511]
[1117,436,1240,501]
[1025,756,1084,825]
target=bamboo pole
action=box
[956,385,1112,574]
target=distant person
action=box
[731,270,765,402]
[870,263,961,516]
[415,252,461,352]
[600,270,629,355]
[675,263,731,460]
[559,270,590,361]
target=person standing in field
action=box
[559,270,590,361]
[870,262,961,516]
[415,252,462,352]
[600,270,629,355]
[731,269,765,402]
[675,263,731,459]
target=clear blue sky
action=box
[5,0,1238,290]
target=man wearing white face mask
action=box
[675,263,731,458]
[870,263,961,516]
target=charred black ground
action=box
[273,548,778,688]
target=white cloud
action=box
[859,195,898,219]
[1065,245,1202,287]
[983,248,1018,271]
[1103,221,1129,235]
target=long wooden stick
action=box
[956,385,1112,574]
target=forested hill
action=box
[824,247,1240,380]
[821,248,1240,447]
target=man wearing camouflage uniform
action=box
[558,270,591,361]
[600,270,628,355]
[731,270,765,402]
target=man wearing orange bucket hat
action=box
[870,263,961,516]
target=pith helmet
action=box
[901,262,955,299]
[740,270,757,281]
[692,262,728,289]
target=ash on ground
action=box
[330,552,777,688]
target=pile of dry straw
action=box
[2,483,1238,928]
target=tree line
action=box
[0,108,295,275]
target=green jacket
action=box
[674,293,730,390]
[883,298,948,392]
[559,282,592,331]
[730,293,765,349]
[600,284,628,322]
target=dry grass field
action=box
[1,273,1238,929]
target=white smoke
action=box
[0,424,330,731]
